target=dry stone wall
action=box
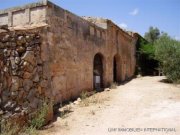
[0,27,51,124]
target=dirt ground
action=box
[40,76,180,135]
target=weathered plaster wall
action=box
[0,1,47,27]
[43,2,137,104]
[43,3,106,103]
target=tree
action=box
[140,42,155,59]
[135,34,158,76]
[144,27,160,43]
[155,34,180,83]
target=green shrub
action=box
[155,35,180,83]
[30,99,53,129]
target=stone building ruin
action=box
[0,1,138,124]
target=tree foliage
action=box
[140,43,155,59]
[136,26,180,81]
[144,27,160,43]
[155,34,180,83]
[136,27,160,75]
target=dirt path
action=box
[40,76,180,135]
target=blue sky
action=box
[0,0,180,40]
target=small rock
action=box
[12,69,18,76]
[2,91,10,103]
[18,90,25,101]
[37,66,43,73]
[40,80,48,88]
[33,73,40,83]
[15,107,21,112]
[37,86,42,94]
[22,102,29,110]
[3,112,12,119]
[2,34,10,42]
[36,35,41,39]
[22,61,34,73]
[0,110,3,115]
[29,97,39,109]
[22,51,35,65]
[26,47,33,51]
[23,72,32,79]
[11,76,20,91]
[104,88,110,91]
[23,79,33,91]
[21,109,28,115]
[25,35,32,42]
[17,36,26,46]
[10,57,17,70]
[74,100,79,105]
[11,91,18,98]
[27,89,36,101]
[15,57,21,64]
[0,42,5,48]
[37,56,43,65]
[3,66,8,72]
[59,108,64,112]
[77,98,81,102]
[3,49,10,57]
[16,46,26,55]
[10,37,15,42]
[70,102,75,107]
[11,50,19,57]
[4,101,16,111]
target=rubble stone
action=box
[23,79,33,91]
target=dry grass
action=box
[80,93,107,107]
[59,103,73,119]
[109,82,118,89]
[1,99,52,135]
[90,110,95,115]
[1,121,20,135]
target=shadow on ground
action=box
[159,78,173,84]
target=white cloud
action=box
[129,8,139,16]
[174,36,180,41]
[119,23,128,29]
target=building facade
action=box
[0,1,137,122]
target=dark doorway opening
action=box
[113,54,121,83]
[93,53,103,91]
[113,56,117,82]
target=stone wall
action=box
[0,26,52,124]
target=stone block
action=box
[23,79,33,91]
[22,51,35,65]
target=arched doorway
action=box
[113,54,121,83]
[93,53,103,91]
